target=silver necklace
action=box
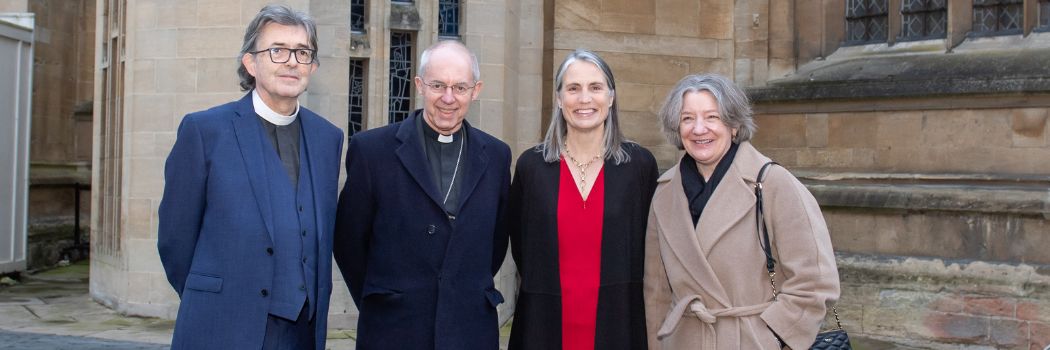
[442,138,465,205]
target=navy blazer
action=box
[158,93,343,350]
[334,110,512,350]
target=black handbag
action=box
[755,161,852,350]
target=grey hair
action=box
[539,49,631,165]
[238,4,319,91]
[658,73,756,149]
[418,40,480,82]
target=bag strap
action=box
[753,161,843,330]
[754,161,779,298]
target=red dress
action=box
[556,159,605,350]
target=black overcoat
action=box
[508,143,658,350]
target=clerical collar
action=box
[421,119,460,144]
[252,89,299,126]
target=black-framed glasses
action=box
[249,47,317,64]
[421,80,477,95]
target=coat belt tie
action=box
[657,294,772,348]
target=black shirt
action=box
[258,116,301,188]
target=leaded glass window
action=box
[845,0,889,45]
[348,59,366,139]
[973,0,1023,35]
[1039,0,1050,30]
[900,0,947,41]
[438,0,461,39]
[389,32,414,124]
[350,0,366,33]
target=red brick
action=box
[1031,322,1050,350]
[923,312,988,344]
[963,296,1017,317]
[1018,300,1050,323]
[990,319,1027,349]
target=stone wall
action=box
[22,0,95,269]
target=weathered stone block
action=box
[554,0,600,30]
[155,59,198,93]
[963,296,1017,318]
[698,0,732,39]
[805,113,828,148]
[127,157,165,198]
[1030,322,1050,350]
[196,58,239,93]
[921,311,988,345]
[989,318,1029,349]
[655,0,699,37]
[197,0,240,26]
[175,27,242,59]
[1011,108,1049,148]
[134,29,177,59]
[131,94,175,132]
[125,197,152,240]
[598,13,654,35]
[154,1,197,28]
[1018,299,1050,323]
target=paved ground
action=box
[0,260,924,350]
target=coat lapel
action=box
[453,121,488,213]
[231,93,275,242]
[653,162,731,307]
[695,165,755,254]
[394,112,446,208]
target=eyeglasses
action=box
[249,47,317,64]
[421,80,477,95]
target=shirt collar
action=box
[252,89,299,126]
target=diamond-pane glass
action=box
[1000,3,1022,30]
[389,32,413,124]
[845,0,890,44]
[350,0,365,32]
[900,0,947,40]
[973,0,1024,35]
[348,59,366,139]
[438,0,460,38]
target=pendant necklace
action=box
[564,145,602,204]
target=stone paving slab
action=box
[0,330,168,350]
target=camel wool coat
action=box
[643,142,840,350]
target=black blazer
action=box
[508,142,658,350]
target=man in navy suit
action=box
[333,40,511,349]
[158,5,342,349]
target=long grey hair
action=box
[539,49,632,165]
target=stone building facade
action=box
[81,0,1050,348]
[0,0,95,269]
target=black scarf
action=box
[680,142,739,226]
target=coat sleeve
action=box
[333,136,375,305]
[643,204,672,350]
[758,166,841,350]
[506,154,527,278]
[157,116,208,297]
[491,144,512,276]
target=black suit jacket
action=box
[507,143,658,350]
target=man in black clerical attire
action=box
[332,40,512,350]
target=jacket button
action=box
[301,230,306,237]
[299,285,306,291]
[260,289,269,297]
[266,247,274,256]
[426,225,436,235]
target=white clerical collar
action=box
[252,89,299,126]
[437,133,454,143]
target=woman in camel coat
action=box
[643,74,840,350]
